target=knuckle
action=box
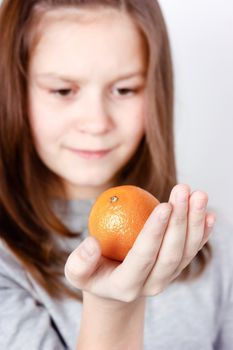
[161,254,182,267]
[64,259,78,279]
[64,253,89,285]
[172,215,186,226]
[189,217,204,228]
[64,263,81,287]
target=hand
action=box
[64,184,216,302]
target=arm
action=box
[77,292,145,350]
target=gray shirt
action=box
[0,199,233,349]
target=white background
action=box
[159,0,233,226]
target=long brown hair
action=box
[0,0,211,299]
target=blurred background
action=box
[159,0,233,226]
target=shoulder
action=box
[0,239,21,269]
[0,239,22,269]
[0,240,69,350]
[0,239,32,291]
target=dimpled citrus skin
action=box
[88,185,160,261]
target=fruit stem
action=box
[110,196,118,203]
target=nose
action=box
[73,91,113,135]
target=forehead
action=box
[29,7,148,78]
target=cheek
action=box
[29,101,64,146]
[127,121,145,143]
[122,102,146,140]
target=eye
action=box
[112,86,142,98]
[117,88,136,96]
[51,88,72,96]
[50,87,79,98]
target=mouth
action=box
[67,148,112,159]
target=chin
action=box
[65,172,115,190]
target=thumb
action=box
[64,236,101,289]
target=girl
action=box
[0,0,232,349]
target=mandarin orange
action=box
[88,185,160,261]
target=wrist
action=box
[83,290,146,312]
[77,292,146,350]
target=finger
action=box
[154,184,190,271]
[141,184,190,295]
[199,212,216,249]
[172,212,216,281]
[112,203,172,294]
[64,237,101,289]
[168,183,190,203]
[174,190,208,272]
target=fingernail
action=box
[207,217,216,228]
[195,199,207,210]
[176,191,188,202]
[80,238,96,259]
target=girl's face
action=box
[28,8,148,199]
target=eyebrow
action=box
[36,70,146,83]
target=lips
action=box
[68,148,111,159]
